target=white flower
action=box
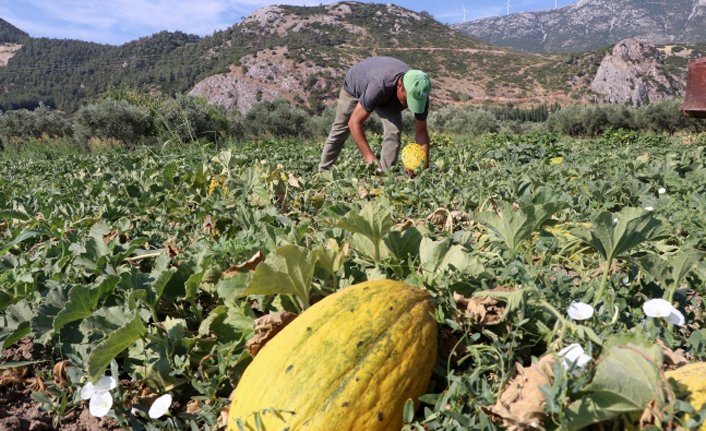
[558,343,592,370]
[148,394,172,419]
[613,218,619,224]
[567,302,594,320]
[89,390,113,418]
[665,308,685,326]
[94,376,117,392]
[80,382,96,400]
[644,206,654,211]
[643,298,674,317]
[643,298,685,326]
[658,188,666,194]
[81,375,117,418]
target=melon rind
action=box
[227,280,438,431]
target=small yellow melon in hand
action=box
[401,144,428,174]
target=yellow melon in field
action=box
[666,362,706,430]
[227,279,438,431]
[401,144,428,174]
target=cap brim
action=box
[408,96,426,114]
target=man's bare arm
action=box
[348,103,376,163]
[415,118,430,167]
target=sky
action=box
[0,0,578,46]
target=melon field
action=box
[1,130,705,431]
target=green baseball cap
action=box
[403,70,431,114]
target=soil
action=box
[0,338,121,431]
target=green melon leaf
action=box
[0,229,48,257]
[636,248,704,301]
[475,199,569,253]
[566,339,664,430]
[241,245,320,311]
[53,275,120,333]
[384,227,423,262]
[87,312,146,384]
[420,238,484,282]
[570,207,671,263]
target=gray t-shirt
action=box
[343,57,429,121]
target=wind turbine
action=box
[462,4,468,22]
[506,0,511,15]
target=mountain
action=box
[0,18,29,44]
[0,2,700,113]
[452,0,706,53]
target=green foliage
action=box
[0,18,29,43]
[546,104,633,136]
[155,95,225,144]
[244,98,313,139]
[0,104,73,141]
[1,121,706,430]
[73,99,151,147]
[475,193,570,253]
[242,245,320,311]
[566,335,664,430]
[428,105,498,135]
[634,97,694,134]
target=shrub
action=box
[545,104,631,137]
[634,97,695,134]
[155,95,226,144]
[73,99,150,148]
[0,104,72,141]
[307,104,337,138]
[244,98,313,138]
[428,105,498,135]
[226,109,246,141]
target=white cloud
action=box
[2,0,579,45]
[3,0,338,44]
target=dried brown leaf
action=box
[52,360,71,385]
[586,259,622,281]
[0,367,26,386]
[287,173,301,189]
[27,376,46,394]
[395,218,415,232]
[223,251,266,278]
[454,287,513,325]
[427,208,448,228]
[186,399,201,415]
[245,312,299,357]
[202,214,213,235]
[357,182,371,200]
[486,197,500,217]
[165,243,180,258]
[655,339,689,370]
[484,355,555,431]
[103,229,119,244]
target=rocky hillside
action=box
[0,1,700,113]
[452,0,706,53]
[188,3,693,113]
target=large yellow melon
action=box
[227,279,438,431]
[666,362,706,431]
